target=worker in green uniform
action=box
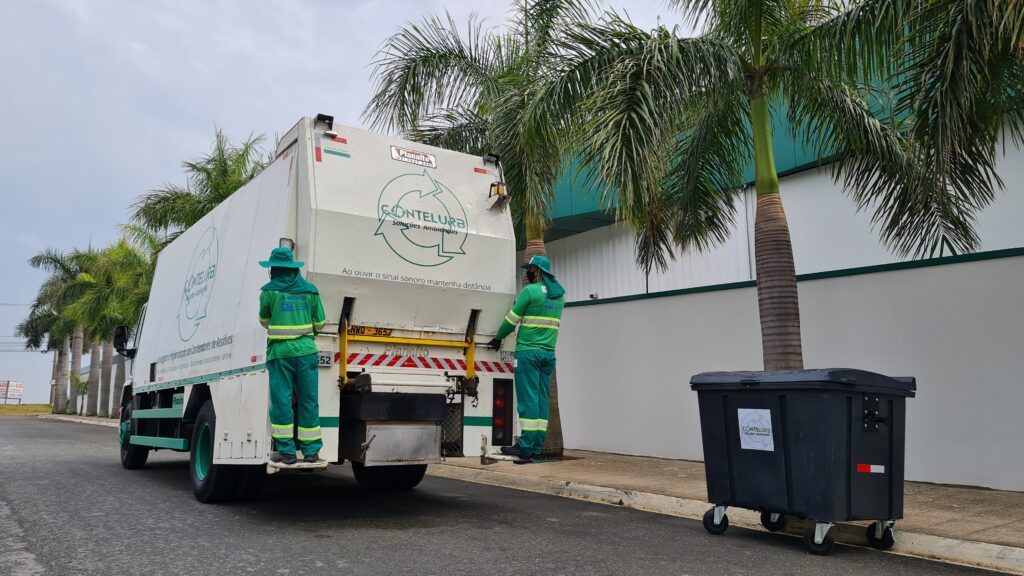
[258,247,327,466]
[488,255,565,463]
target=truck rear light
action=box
[492,378,513,446]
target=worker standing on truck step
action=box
[487,255,565,464]
[258,247,327,466]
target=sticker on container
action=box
[738,408,775,452]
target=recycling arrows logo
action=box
[375,171,468,267]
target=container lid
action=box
[690,368,916,396]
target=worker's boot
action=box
[303,453,325,464]
[500,445,532,461]
[270,451,297,465]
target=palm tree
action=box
[65,233,159,417]
[15,302,73,412]
[131,130,267,235]
[28,249,96,413]
[539,0,1015,370]
[363,1,595,456]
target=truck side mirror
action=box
[114,326,134,358]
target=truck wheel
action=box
[234,465,267,501]
[351,462,427,492]
[119,403,149,469]
[190,401,238,503]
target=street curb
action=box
[428,464,1024,575]
[37,414,119,429]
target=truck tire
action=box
[351,462,427,492]
[119,403,149,469]
[190,400,238,503]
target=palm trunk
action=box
[85,339,101,416]
[525,218,564,458]
[98,340,113,418]
[751,96,803,370]
[49,349,59,408]
[112,354,126,418]
[68,328,84,414]
[55,340,69,413]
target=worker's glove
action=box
[486,338,502,350]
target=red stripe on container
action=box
[457,360,467,369]
[330,136,348,144]
[494,362,506,373]
[856,464,872,473]
[315,146,322,162]
[432,358,445,369]
[372,355,388,367]
[444,358,458,370]
[474,167,487,174]
[387,355,403,367]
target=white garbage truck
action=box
[114,114,520,502]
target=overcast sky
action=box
[0,0,690,403]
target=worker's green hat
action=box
[259,247,304,269]
[520,255,554,277]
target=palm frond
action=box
[409,106,493,155]
[785,72,990,258]
[363,12,502,134]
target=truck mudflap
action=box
[339,392,446,465]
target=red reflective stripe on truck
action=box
[330,136,348,144]
[387,355,403,367]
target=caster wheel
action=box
[760,511,786,532]
[702,508,729,535]
[866,522,896,550]
[804,525,836,555]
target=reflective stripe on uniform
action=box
[260,318,270,328]
[271,423,292,439]
[522,316,559,326]
[507,310,522,321]
[267,324,314,336]
[297,426,322,442]
[312,321,326,331]
[520,418,548,432]
[520,322,559,330]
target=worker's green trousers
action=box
[514,350,556,456]
[268,353,322,457]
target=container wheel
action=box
[866,522,896,551]
[803,525,836,556]
[351,462,427,492]
[701,508,729,535]
[190,400,238,503]
[119,403,149,469]
[759,511,786,532]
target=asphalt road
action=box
[0,417,994,576]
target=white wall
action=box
[556,255,1024,491]
[545,144,1024,300]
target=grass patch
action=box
[0,404,52,416]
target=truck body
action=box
[118,115,519,500]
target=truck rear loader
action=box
[114,114,519,502]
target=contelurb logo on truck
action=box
[374,170,468,267]
[178,226,219,341]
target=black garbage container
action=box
[690,369,916,555]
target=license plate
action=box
[317,351,334,367]
[347,325,394,337]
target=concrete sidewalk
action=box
[431,450,1024,574]
[38,415,1024,573]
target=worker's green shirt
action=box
[259,291,326,361]
[495,283,564,352]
